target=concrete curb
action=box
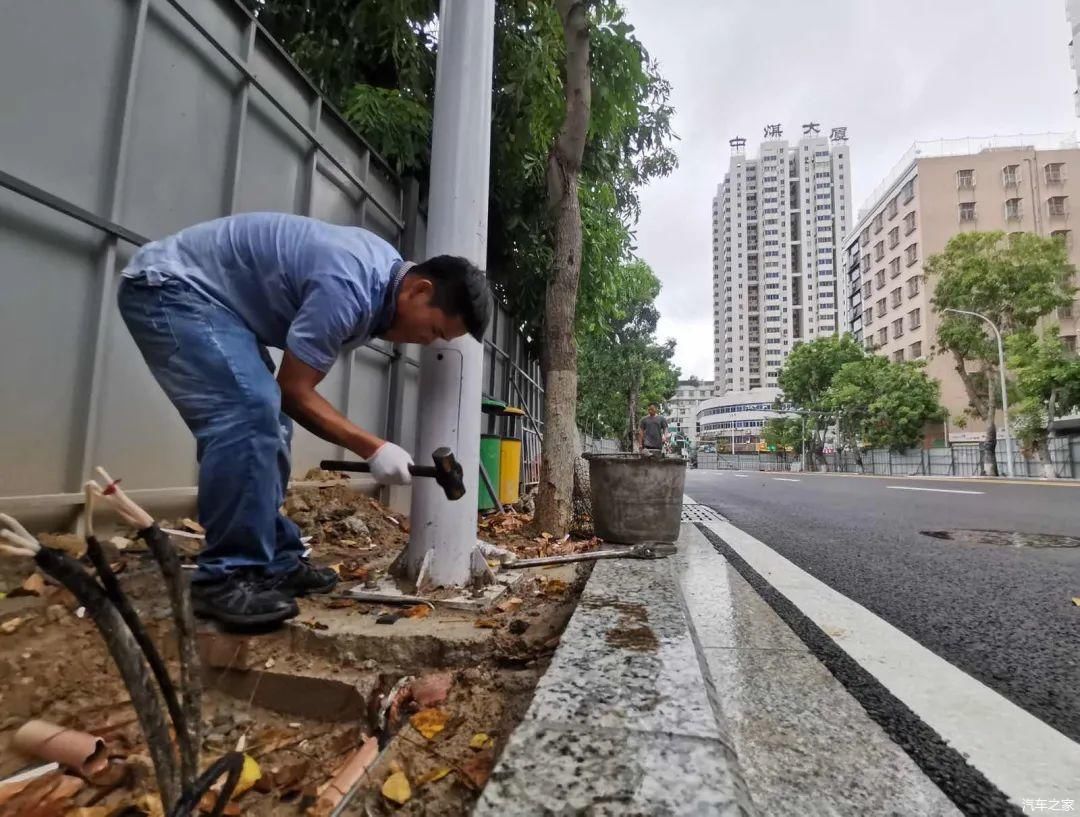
[473,520,755,816]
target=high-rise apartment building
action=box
[1068,0,1080,115]
[712,128,852,395]
[844,134,1080,426]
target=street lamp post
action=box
[943,308,1014,477]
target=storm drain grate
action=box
[681,503,727,523]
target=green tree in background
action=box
[825,356,943,453]
[760,418,803,456]
[926,231,1075,475]
[1006,328,1080,475]
[576,260,678,449]
[776,335,865,467]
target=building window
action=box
[874,240,885,261]
[875,270,886,289]
[905,243,919,266]
[1060,304,1074,319]
[1002,164,1020,187]
[903,211,916,236]
[893,349,905,363]
[1052,229,1073,248]
[863,308,873,325]
[892,317,904,339]
[907,276,921,297]
[890,287,902,308]
[861,253,871,269]
[859,229,869,247]
[862,281,872,299]
[959,202,977,222]
[888,226,900,249]
[909,308,921,329]
[877,327,889,346]
[901,178,915,204]
[1045,163,1066,185]
[956,169,975,189]
[1064,335,1077,354]
[910,341,923,359]
[1048,196,1069,217]
[1005,198,1023,221]
[876,298,887,318]
[889,257,902,278]
[873,213,884,234]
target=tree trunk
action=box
[534,0,591,538]
[983,378,999,477]
[627,384,639,453]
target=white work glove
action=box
[367,442,414,485]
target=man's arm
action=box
[278,351,383,457]
[637,418,645,450]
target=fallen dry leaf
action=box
[179,517,205,534]
[1,617,24,635]
[539,577,569,596]
[473,618,500,629]
[468,732,494,751]
[19,573,46,596]
[381,770,412,805]
[1072,597,1080,606]
[415,767,451,786]
[459,755,493,788]
[65,808,110,817]
[264,657,276,669]
[409,708,448,740]
[403,604,431,619]
[495,596,523,614]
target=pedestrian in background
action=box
[638,404,668,454]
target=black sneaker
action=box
[269,560,339,597]
[191,572,299,627]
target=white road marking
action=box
[731,473,749,478]
[887,486,984,495]
[700,518,1080,807]
[773,478,801,483]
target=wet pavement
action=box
[685,470,1080,744]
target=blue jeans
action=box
[117,277,303,582]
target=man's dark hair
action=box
[648,403,658,409]
[409,255,492,342]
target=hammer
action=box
[319,447,465,501]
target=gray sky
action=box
[621,0,1078,380]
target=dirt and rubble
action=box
[0,477,596,816]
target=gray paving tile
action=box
[674,524,807,651]
[701,648,960,817]
[474,721,753,817]
[524,558,721,740]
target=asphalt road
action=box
[684,469,1080,744]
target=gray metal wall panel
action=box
[0,195,101,495]
[0,0,131,214]
[0,0,545,515]
[122,4,237,235]
[234,101,308,215]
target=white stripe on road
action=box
[887,486,984,495]
[731,474,748,478]
[773,477,801,482]
[701,517,1080,807]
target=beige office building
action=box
[843,135,1080,432]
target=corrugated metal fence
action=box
[0,0,543,517]
[697,437,1080,479]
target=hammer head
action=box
[431,447,465,501]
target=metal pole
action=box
[944,309,1014,477]
[403,0,495,586]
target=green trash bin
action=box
[479,434,502,511]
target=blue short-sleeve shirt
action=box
[122,213,404,372]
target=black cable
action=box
[84,535,191,781]
[167,751,245,817]
[33,546,181,805]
